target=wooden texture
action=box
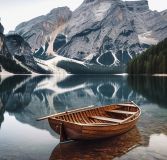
[90,116,124,123]
[40,102,141,142]
[106,110,136,115]
[117,103,136,107]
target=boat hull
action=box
[48,116,139,140]
[42,102,141,142]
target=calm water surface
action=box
[0,75,167,160]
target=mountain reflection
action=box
[0,75,50,112]
[55,75,142,111]
[0,74,167,139]
[128,76,167,107]
[0,75,140,132]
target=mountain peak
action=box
[48,6,71,15]
[82,0,149,11]
[15,7,72,49]
[125,0,149,12]
[83,0,120,4]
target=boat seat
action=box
[89,116,123,123]
[106,110,136,115]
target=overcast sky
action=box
[0,0,167,33]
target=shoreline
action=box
[152,74,167,77]
[1,73,167,77]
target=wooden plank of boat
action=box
[60,123,67,142]
[90,116,123,123]
[106,110,136,115]
[117,103,135,107]
[37,105,94,121]
[119,112,139,124]
[90,112,137,124]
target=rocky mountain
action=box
[58,0,167,65]
[0,22,51,74]
[2,1,163,74]
[15,7,72,50]
[161,10,167,21]
[5,34,50,73]
[1,23,28,74]
[0,23,11,58]
[13,0,167,74]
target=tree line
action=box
[127,38,167,74]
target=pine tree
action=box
[127,37,167,74]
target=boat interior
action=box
[52,103,140,125]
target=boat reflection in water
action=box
[50,127,141,160]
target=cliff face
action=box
[57,0,167,66]
[0,23,11,58]
[125,0,149,12]
[5,34,50,73]
[0,34,8,58]
[161,10,167,21]
[0,22,50,74]
[0,33,32,74]
[15,7,72,50]
[0,23,13,72]
[0,23,4,34]
[0,31,4,72]
[58,0,141,66]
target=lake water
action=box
[0,75,167,160]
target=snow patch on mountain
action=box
[34,55,78,74]
[0,66,13,75]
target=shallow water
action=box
[0,75,167,160]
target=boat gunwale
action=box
[49,102,141,127]
[50,102,136,118]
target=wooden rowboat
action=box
[37,101,141,142]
